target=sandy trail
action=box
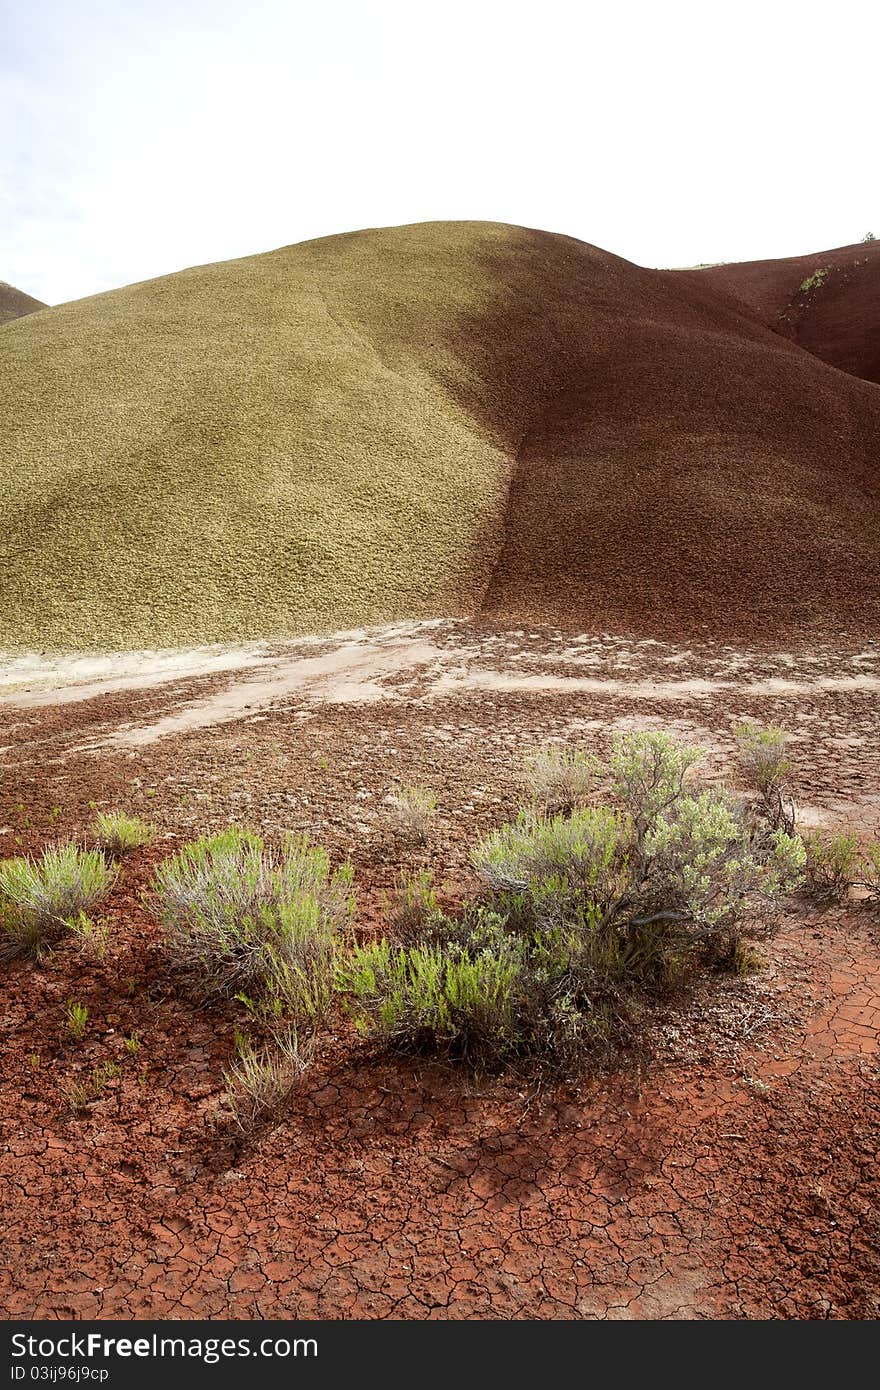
[4,622,880,753]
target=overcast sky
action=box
[2,0,876,306]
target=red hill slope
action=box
[0,281,46,326]
[693,239,880,386]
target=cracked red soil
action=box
[1,624,879,1319]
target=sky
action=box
[2,0,876,306]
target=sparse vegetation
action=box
[387,786,438,845]
[64,1000,89,1042]
[338,732,804,1070]
[89,810,156,858]
[223,1028,311,1131]
[799,268,829,292]
[734,722,796,834]
[523,744,598,814]
[0,844,117,958]
[386,868,442,943]
[67,911,111,961]
[802,829,861,902]
[62,1060,120,1117]
[152,827,353,1020]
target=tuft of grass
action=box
[67,911,111,961]
[152,827,353,1020]
[387,787,438,845]
[64,1000,89,1042]
[0,844,117,958]
[734,722,796,836]
[523,744,598,814]
[802,829,861,902]
[89,810,156,858]
[222,1029,311,1132]
[62,1060,120,1117]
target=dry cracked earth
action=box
[1,620,879,1319]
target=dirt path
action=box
[1,622,878,1318]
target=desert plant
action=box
[90,810,156,858]
[62,1060,119,1117]
[64,1000,89,1041]
[123,1032,140,1056]
[862,843,880,903]
[67,911,111,961]
[222,1028,311,1131]
[799,268,828,292]
[862,231,876,243]
[340,732,804,1070]
[386,868,442,943]
[0,844,117,958]
[337,919,524,1066]
[387,786,438,844]
[523,744,598,814]
[734,722,795,833]
[152,827,353,1017]
[802,829,861,902]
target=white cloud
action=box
[2,0,876,304]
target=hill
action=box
[0,281,46,326]
[1,221,879,649]
[693,238,880,386]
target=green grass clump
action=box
[152,827,353,1020]
[89,810,156,857]
[0,844,117,958]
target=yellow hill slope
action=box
[0,223,522,649]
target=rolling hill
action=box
[0,281,46,327]
[694,238,880,386]
[1,222,879,650]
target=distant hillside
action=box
[692,239,880,386]
[0,281,46,326]
[1,221,879,650]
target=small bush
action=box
[387,786,437,844]
[799,268,828,292]
[337,919,523,1066]
[523,744,598,814]
[223,1028,311,1131]
[863,843,880,903]
[802,830,860,902]
[152,827,353,1018]
[734,724,796,835]
[0,844,117,958]
[90,810,155,858]
[339,731,804,1071]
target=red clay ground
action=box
[2,622,879,1319]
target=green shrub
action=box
[802,829,860,902]
[523,744,598,814]
[89,810,155,857]
[337,919,524,1066]
[734,722,795,833]
[799,268,828,292]
[152,827,353,1018]
[338,731,804,1071]
[0,844,117,958]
